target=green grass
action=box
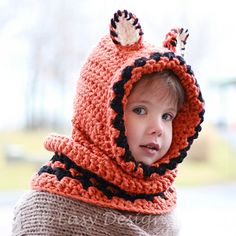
[0,129,52,190]
[176,156,236,186]
[0,163,36,190]
[176,123,236,186]
[0,124,236,190]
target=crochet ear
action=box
[163,28,189,57]
[110,10,143,48]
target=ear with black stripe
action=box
[110,10,143,49]
[163,28,189,57]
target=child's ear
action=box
[163,28,189,57]
[110,10,143,49]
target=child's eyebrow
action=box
[127,100,151,105]
[166,107,178,113]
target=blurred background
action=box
[0,0,236,235]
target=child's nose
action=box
[148,118,163,137]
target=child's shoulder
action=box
[13,190,88,215]
[12,190,88,235]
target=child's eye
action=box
[162,113,174,121]
[133,107,146,115]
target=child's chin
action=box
[139,157,157,166]
[140,155,164,166]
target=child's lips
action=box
[139,143,160,156]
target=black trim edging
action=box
[38,153,167,202]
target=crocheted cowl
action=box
[31,10,205,214]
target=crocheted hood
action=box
[32,10,204,214]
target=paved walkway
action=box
[1,183,236,236]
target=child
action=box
[12,10,204,236]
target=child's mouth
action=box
[140,143,160,155]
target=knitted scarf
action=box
[31,10,204,215]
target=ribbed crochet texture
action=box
[31,10,204,214]
[12,190,180,236]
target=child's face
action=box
[124,76,178,165]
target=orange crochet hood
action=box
[31,10,204,214]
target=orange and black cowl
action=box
[32,10,205,214]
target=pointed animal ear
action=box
[110,10,143,49]
[163,28,189,57]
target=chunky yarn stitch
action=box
[31,10,204,214]
[12,190,180,236]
